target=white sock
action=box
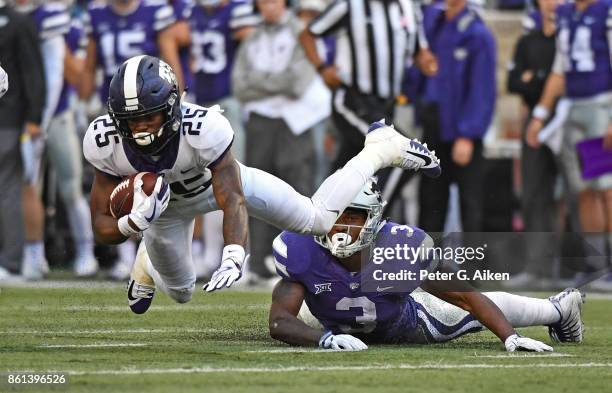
[24,241,45,262]
[483,292,560,327]
[118,240,136,263]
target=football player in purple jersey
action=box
[269,180,585,351]
[79,0,184,103]
[526,0,612,290]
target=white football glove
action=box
[203,245,247,292]
[0,64,8,98]
[118,177,170,236]
[319,331,368,351]
[504,333,553,352]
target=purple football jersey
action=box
[189,0,251,103]
[273,222,436,343]
[86,0,176,102]
[556,1,612,98]
[55,17,88,115]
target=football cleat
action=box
[364,120,441,178]
[547,288,585,343]
[127,243,155,314]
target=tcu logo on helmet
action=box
[159,61,176,86]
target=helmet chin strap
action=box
[133,128,163,147]
[328,232,353,256]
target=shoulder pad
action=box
[83,116,121,174]
[272,232,314,279]
[183,104,234,150]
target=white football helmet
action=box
[315,178,386,258]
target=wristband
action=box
[118,215,140,237]
[222,244,246,269]
[319,331,333,348]
[532,105,549,121]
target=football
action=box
[109,172,159,218]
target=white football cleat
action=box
[364,120,441,178]
[127,243,155,314]
[548,288,585,343]
[74,251,99,277]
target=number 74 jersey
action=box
[554,0,612,98]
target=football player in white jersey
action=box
[83,55,441,314]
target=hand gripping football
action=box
[109,172,159,218]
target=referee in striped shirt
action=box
[300,0,437,171]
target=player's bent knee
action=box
[168,284,195,304]
[309,200,338,236]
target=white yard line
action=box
[38,343,148,349]
[0,328,222,335]
[471,353,574,359]
[0,304,267,312]
[18,363,612,376]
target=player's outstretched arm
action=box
[203,151,249,292]
[269,279,368,351]
[90,169,129,245]
[269,279,326,346]
[210,150,248,250]
[421,264,552,352]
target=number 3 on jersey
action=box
[336,297,377,334]
[191,30,227,74]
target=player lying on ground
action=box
[269,180,585,351]
[83,55,441,314]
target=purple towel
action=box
[576,137,612,180]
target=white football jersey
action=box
[83,102,234,203]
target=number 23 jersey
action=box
[83,102,234,203]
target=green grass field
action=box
[1,283,611,393]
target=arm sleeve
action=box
[40,35,66,131]
[19,18,46,125]
[457,29,496,139]
[308,0,349,37]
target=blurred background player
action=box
[506,0,559,287]
[11,0,71,280]
[417,0,496,238]
[0,1,45,280]
[232,0,330,284]
[526,0,612,290]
